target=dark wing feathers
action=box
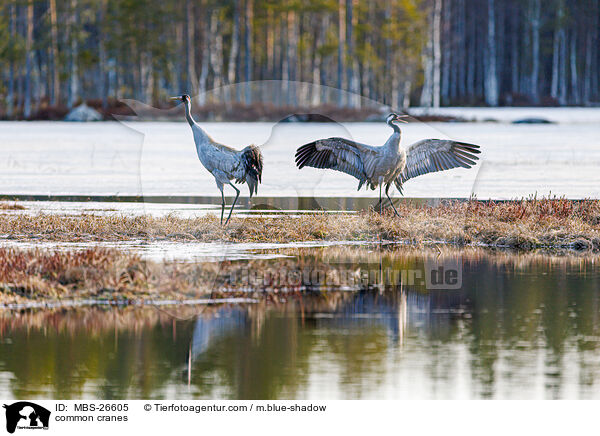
[395,139,480,193]
[295,137,368,182]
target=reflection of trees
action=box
[0,247,599,399]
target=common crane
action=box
[295,113,480,215]
[171,94,263,224]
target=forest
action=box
[0,0,599,119]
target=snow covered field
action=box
[1,107,599,200]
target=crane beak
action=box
[170,96,181,102]
[396,115,409,123]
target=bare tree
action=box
[484,0,498,106]
[337,0,346,106]
[186,0,198,95]
[7,0,16,118]
[432,0,442,107]
[24,0,34,118]
[530,0,540,103]
[68,0,79,108]
[49,0,60,106]
[570,30,579,104]
[244,0,253,103]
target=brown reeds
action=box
[0,198,599,250]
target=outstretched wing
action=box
[295,137,373,183]
[395,139,480,193]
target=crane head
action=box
[386,113,409,124]
[170,94,191,104]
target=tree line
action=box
[0,0,598,119]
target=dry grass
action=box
[0,248,215,305]
[2,237,599,306]
[0,246,366,306]
[0,202,26,210]
[0,198,599,250]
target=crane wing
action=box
[395,139,480,193]
[295,137,374,182]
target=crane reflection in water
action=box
[2,248,600,399]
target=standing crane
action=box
[171,94,263,224]
[295,113,480,216]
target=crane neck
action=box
[385,128,401,152]
[183,98,212,148]
[387,119,401,134]
[183,99,196,128]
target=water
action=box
[1,109,600,200]
[1,246,599,400]
[1,112,599,400]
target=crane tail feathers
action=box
[241,145,263,197]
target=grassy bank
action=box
[1,198,600,251]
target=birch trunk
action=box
[185,0,198,95]
[311,15,324,106]
[420,11,433,107]
[228,0,240,89]
[198,10,210,105]
[244,0,253,103]
[583,31,592,105]
[432,0,442,108]
[362,1,375,100]
[210,10,224,101]
[49,0,60,106]
[530,0,540,103]
[68,0,79,109]
[98,0,108,109]
[337,0,346,106]
[441,0,451,105]
[287,11,298,106]
[570,30,579,104]
[558,25,567,105]
[484,0,498,106]
[551,2,564,101]
[384,0,392,105]
[457,0,466,98]
[510,1,519,95]
[7,1,16,117]
[346,0,359,107]
[24,0,34,118]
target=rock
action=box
[64,103,103,122]
[512,117,554,124]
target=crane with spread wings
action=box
[295,113,480,215]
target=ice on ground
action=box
[0,239,366,262]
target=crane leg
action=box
[220,190,225,225]
[385,185,400,217]
[225,183,240,225]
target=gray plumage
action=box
[295,113,480,215]
[172,94,263,224]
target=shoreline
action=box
[2,197,600,308]
[1,198,599,250]
[1,243,599,309]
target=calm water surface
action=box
[1,247,599,399]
